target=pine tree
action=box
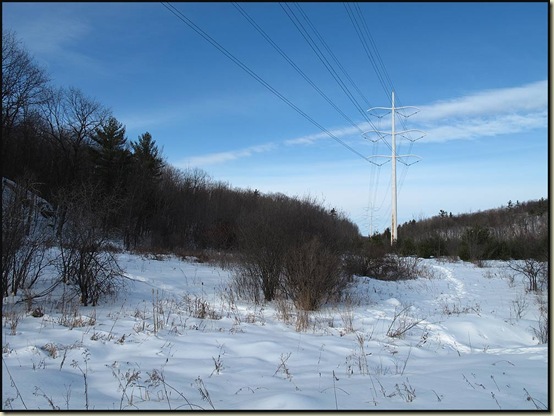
[90,116,130,193]
[123,132,165,249]
[130,132,164,179]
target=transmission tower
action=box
[365,91,425,245]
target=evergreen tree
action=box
[130,132,164,179]
[123,132,165,249]
[90,116,130,193]
[88,116,131,233]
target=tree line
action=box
[388,199,548,261]
[2,29,359,250]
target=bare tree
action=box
[39,87,110,235]
[41,86,110,188]
[1,30,50,137]
[2,30,51,187]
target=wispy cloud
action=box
[421,111,547,143]
[23,19,90,58]
[4,5,106,76]
[413,80,547,143]
[417,80,547,121]
[177,80,548,167]
[285,81,547,148]
[284,125,362,146]
[179,143,277,167]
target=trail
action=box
[430,263,466,300]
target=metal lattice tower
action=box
[365,91,425,245]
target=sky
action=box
[2,2,548,236]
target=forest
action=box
[390,198,548,262]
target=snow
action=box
[2,252,548,410]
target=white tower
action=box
[366,92,425,245]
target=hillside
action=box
[390,198,549,260]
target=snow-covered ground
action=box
[2,251,548,410]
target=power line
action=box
[161,2,374,164]
[232,2,365,137]
[282,2,389,139]
[279,2,394,162]
[345,2,424,235]
[285,2,398,237]
[294,3,373,109]
[344,2,389,101]
[280,3,368,123]
[162,2,420,236]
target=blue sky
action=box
[3,2,548,236]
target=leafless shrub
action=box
[395,256,423,279]
[211,251,237,271]
[230,266,263,305]
[483,270,498,279]
[508,259,547,293]
[282,237,347,311]
[531,294,548,344]
[511,292,529,320]
[174,248,212,264]
[339,301,355,334]
[273,352,293,382]
[218,286,238,318]
[295,309,310,332]
[417,263,439,279]
[109,361,142,410]
[535,292,548,316]
[274,294,294,324]
[234,198,287,303]
[234,193,358,305]
[195,377,215,410]
[441,299,481,316]
[344,253,422,281]
[33,387,60,410]
[502,271,517,288]
[58,305,96,329]
[193,297,219,320]
[210,343,225,377]
[3,308,22,335]
[41,342,58,358]
[55,184,126,306]
[182,294,220,320]
[437,255,460,264]
[386,304,424,338]
[2,177,53,298]
[472,259,487,268]
[354,333,369,375]
[395,378,416,402]
[531,315,550,344]
[56,289,97,329]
